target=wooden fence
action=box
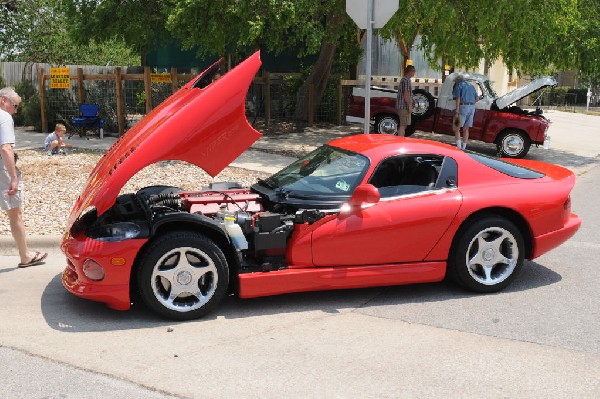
[37,67,443,134]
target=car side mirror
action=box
[348,184,380,207]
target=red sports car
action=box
[61,52,581,320]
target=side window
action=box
[369,155,448,198]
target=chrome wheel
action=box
[465,227,518,286]
[411,89,435,120]
[151,246,218,312]
[448,216,524,293]
[498,130,530,158]
[375,115,398,134]
[137,231,229,320]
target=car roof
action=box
[328,134,462,160]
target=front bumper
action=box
[61,233,148,311]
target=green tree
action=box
[62,0,172,66]
[167,0,361,120]
[380,0,582,78]
[0,0,137,66]
[571,0,600,85]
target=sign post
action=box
[346,0,399,133]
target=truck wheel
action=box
[496,129,531,158]
[412,89,435,121]
[375,114,399,134]
[136,231,229,320]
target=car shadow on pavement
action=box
[41,259,560,332]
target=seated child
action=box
[44,123,72,155]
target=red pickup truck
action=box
[346,73,556,158]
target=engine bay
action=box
[72,183,330,272]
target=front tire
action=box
[375,114,399,134]
[496,129,531,158]
[136,231,229,320]
[448,216,524,293]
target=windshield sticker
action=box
[335,180,351,191]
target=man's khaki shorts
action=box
[398,109,412,126]
[0,162,23,211]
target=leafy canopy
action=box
[0,0,137,65]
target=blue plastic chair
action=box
[70,104,104,138]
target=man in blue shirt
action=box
[452,75,478,149]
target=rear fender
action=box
[482,113,541,144]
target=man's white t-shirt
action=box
[0,108,16,146]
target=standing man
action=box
[452,75,478,149]
[396,65,416,136]
[0,87,47,268]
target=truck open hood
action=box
[495,76,556,109]
[67,52,262,224]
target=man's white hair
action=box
[0,87,19,100]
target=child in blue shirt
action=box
[44,123,71,155]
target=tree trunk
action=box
[294,13,344,121]
[293,42,337,121]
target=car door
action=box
[311,155,462,266]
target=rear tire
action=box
[412,89,435,121]
[136,231,229,320]
[375,114,399,134]
[448,216,524,293]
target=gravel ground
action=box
[0,148,271,236]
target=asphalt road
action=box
[1,110,599,398]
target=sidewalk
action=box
[15,125,360,174]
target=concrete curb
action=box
[0,234,62,254]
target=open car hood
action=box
[495,76,556,109]
[67,52,262,224]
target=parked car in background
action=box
[61,52,580,320]
[346,73,557,158]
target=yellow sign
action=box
[50,67,71,89]
[150,73,171,83]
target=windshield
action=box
[483,80,497,98]
[262,145,369,197]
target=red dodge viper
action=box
[61,52,581,320]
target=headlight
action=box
[89,222,141,242]
[82,259,105,281]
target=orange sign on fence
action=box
[50,67,71,89]
[150,73,171,83]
